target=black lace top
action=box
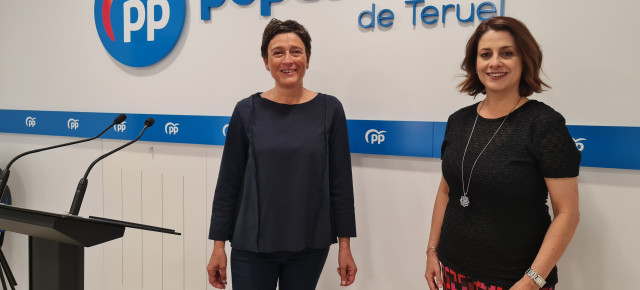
[439,100,580,287]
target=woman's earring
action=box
[267,67,270,71]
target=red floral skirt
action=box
[442,264,555,290]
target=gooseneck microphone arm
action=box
[0,114,127,201]
[69,117,154,216]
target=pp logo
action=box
[573,138,587,151]
[25,117,37,128]
[365,129,386,144]
[94,0,186,67]
[114,121,127,132]
[67,119,80,130]
[165,122,179,135]
[222,124,229,136]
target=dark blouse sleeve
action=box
[328,99,357,237]
[533,111,581,178]
[208,105,249,240]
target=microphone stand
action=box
[0,117,176,290]
[0,250,15,290]
[0,114,125,289]
[69,118,154,216]
[0,114,127,201]
[0,179,16,290]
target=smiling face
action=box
[476,30,523,96]
[263,32,309,89]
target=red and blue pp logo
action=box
[95,0,186,67]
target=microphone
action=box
[69,117,154,216]
[0,114,127,201]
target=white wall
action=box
[1,0,639,289]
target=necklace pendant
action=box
[460,196,470,207]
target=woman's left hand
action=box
[509,275,540,290]
[337,242,357,286]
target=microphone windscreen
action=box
[144,117,155,127]
[114,114,127,124]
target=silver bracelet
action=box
[525,268,546,288]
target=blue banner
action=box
[566,125,640,170]
[1,109,638,170]
[0,109,230,146]
[347,120,434,158]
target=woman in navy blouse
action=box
[206,19,357,290]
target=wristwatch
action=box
[525,268,546,288]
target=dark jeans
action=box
[230,247,330,290]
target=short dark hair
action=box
[458,16,550,97]
[261,19,312,61]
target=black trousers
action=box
[230,247,330,290]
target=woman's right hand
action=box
[425,249,443,290]
[207,241,228,289]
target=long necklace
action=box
[460,97,521,207]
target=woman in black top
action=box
[206,19,357,290]
[425,17,581,290]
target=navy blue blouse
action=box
[208,93,356,252]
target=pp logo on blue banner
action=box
[25,117,37,128]
[165,122,180,135]
[573,138,587,152]
[67,118,80,130]
[222,124,229,136]
[94,0,186,67]
[365,129,386,144]
[114,121,127,132]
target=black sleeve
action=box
[533,112,581,178]
[441,115,453,159]
[329,101,357,237]
[208,105,249,240]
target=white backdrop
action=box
[1,0,639,289]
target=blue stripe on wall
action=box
[347,120,434,158]
[1,109,638,170]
